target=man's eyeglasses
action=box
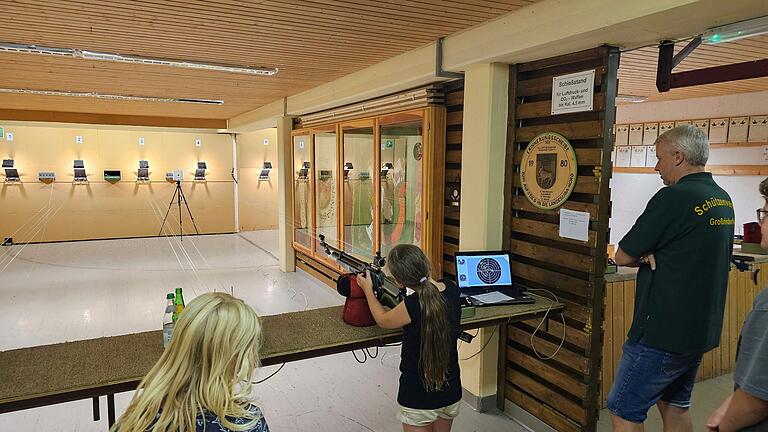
[758,208,768,223]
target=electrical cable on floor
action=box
[365,347,378,358]
[352,345,381,363]
[460,326,497,361]
[528,288,566,360]
[353,350,368,364]
[253,363,285,384]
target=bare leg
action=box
[432,417,453,432]
[657,401,693,432]
[403,423,433,432]
[611,413,645,432]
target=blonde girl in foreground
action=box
[112,292,269,432]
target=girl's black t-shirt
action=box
[397,279,462,409]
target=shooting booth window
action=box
[379,112,423,257]
[293,134,312,251]
[314,128,337,258]
[343,123,375,261]
[290,109,427,267]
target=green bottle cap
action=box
[167,293,175,299]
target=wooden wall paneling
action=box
[511,218,597,248]
[720,283,731,376]
[520,317,591,352]
[425,106,447,278]
[510,195,599,220]
[511,239,595,273]
[508,327,589,375]
[511,261,592,299]
[441,81,464,280]
[504,46,618,432]
[729,269,739,368]
[507,387,581,432]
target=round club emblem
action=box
[476,258,502,284]
[413,142,423,161]
[519,132,578,210]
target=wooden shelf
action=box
[614,165,768,176]
[710,141,766,148]
[617,141,765,149]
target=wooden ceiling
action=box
[0,0,537,120]
[618,34,768,104]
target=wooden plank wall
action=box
[441,80,464,280]
[503,47,619,432]
[601,263,768,407]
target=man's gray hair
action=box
[656,124,709,167]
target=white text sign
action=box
[551,69,595,115]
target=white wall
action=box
[610,91,768,244]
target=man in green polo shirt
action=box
[608,125,735,432]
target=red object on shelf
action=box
[337,273,376,327]
[744,222,762,244]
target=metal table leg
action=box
[107,394,115,428]
[92,396,100,421]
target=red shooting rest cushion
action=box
[338,273,376,327]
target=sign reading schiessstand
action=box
[519,132,578,210]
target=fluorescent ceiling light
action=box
[616,94,648,103]
[703,15,768,44]
[0,42,278,76]
[0,88,224,105]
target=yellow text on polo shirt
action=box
[694,197,734,216]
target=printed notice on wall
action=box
[551,69,595,115]
[559,208,590,242]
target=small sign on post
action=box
[551,69,595,115]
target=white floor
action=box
[0,231,529,432]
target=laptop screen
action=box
[455,252,513,289]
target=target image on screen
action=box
[455,254,512,289]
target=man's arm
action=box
[615,247,656,270]
[710,388,768,432]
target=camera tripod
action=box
[158,180,199,239]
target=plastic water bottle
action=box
[163,293,175,348]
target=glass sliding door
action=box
[379,112,424,256]
[293,133,312,251]
[342,123,375,260]
[313,128,338,258]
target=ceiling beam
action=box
[670,58,768,89]
[0,109,226,129]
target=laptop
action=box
[454,250,534,306]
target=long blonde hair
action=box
[387,244,452,392]
[112,292,263,432]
